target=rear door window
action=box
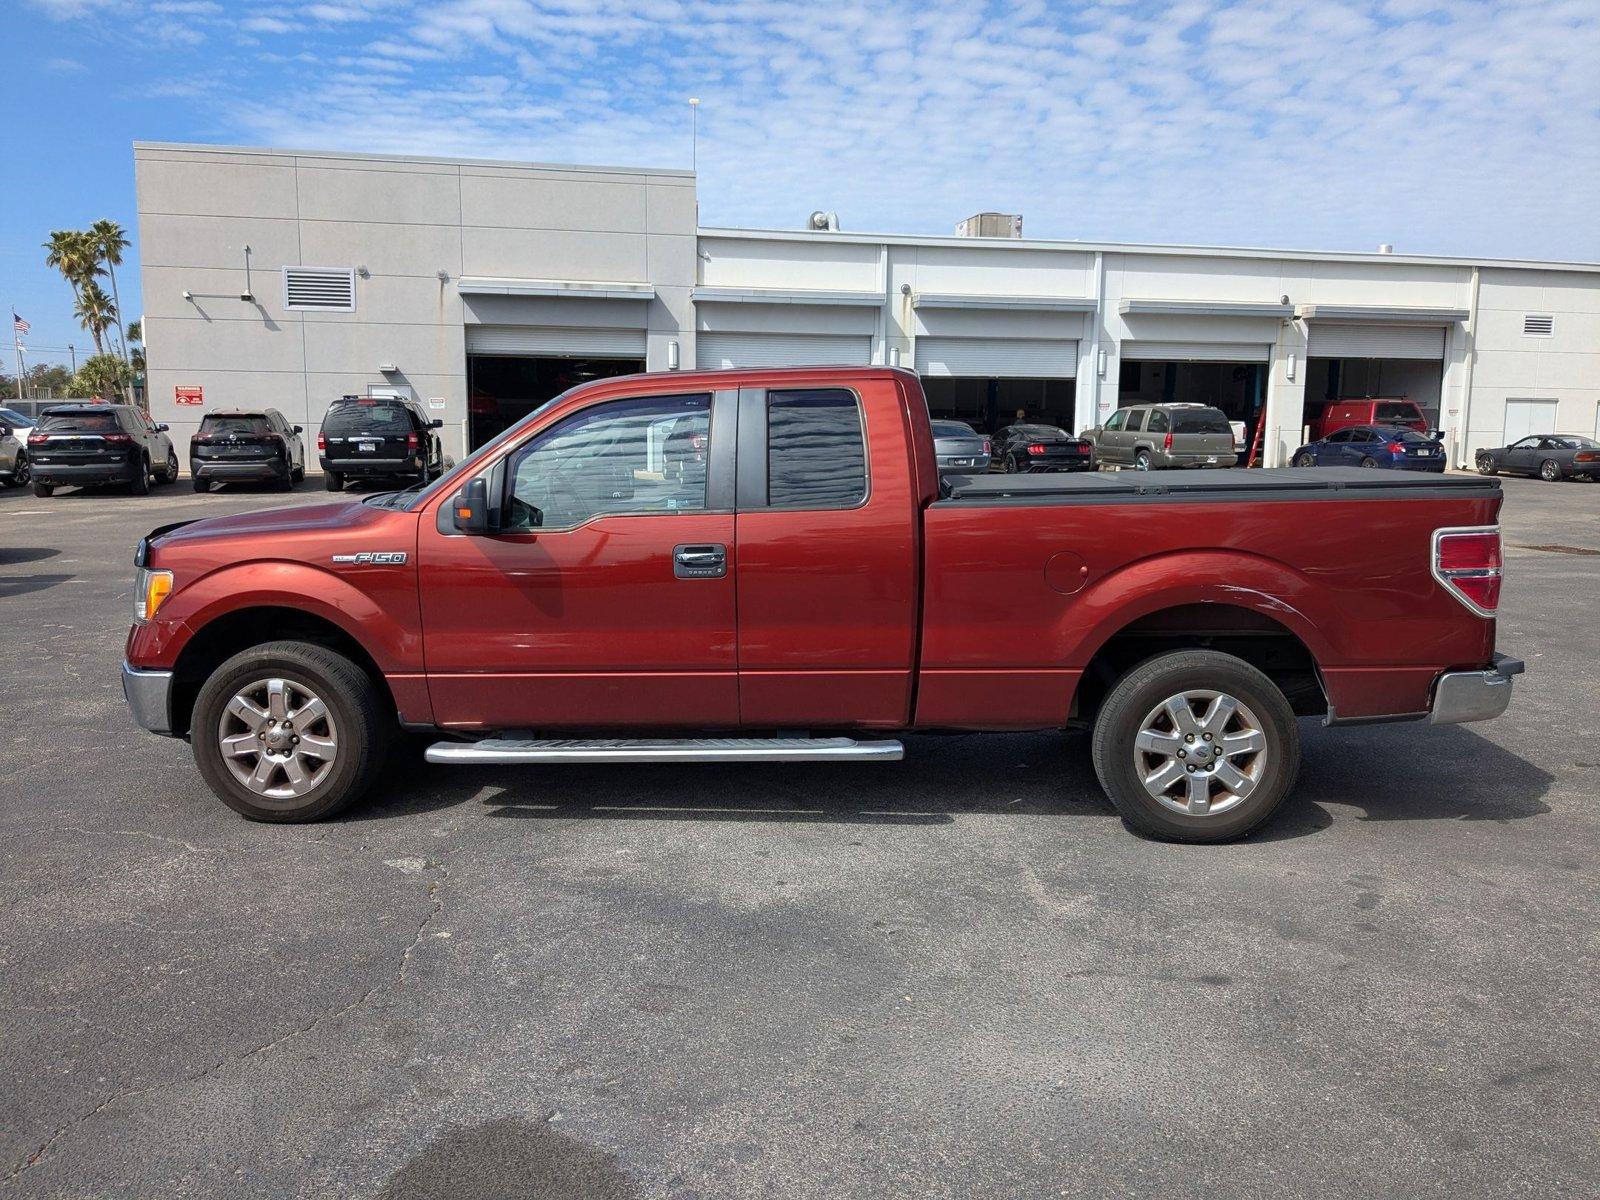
[1103,410,1127,432]
[200,415,272,437]
[1172,409,1230,434]
[325,402,413,436]
[1146,410,1170,433]
[767,389,867,509]
[38,411,121,434]
[1126,410,1146,433]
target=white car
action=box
[0,407,36,488]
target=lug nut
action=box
[1177,750,1187,759]
[1185,734,1195,743]
[1202,733,1213,741]
[1186,764,1196,773]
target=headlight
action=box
[135,568,174,621]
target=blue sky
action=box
[7,0,1600,370]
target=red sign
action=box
[175,386,203,406]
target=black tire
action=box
[1293,452,1315,468]
[129,454,151,495]
[1003,455,1018,474]
[33,480,54,497]
[1090,649,1300,843]
[193,476,211,493]
[292,464,305,484]
[191,640,392,823]
[160,449,180,484]
[1134,449,1153,472]
[2,453,27,488]
[1540,459,1562,482]
[277,472,295,492]
[1476,453,1498,476]
[325,471,344,492]
[1358,456,1378,468]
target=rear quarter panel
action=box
[915,492,1499,728]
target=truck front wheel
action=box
[191,640,391,822]
[1090,649,1300,843]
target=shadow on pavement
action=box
[349,721,1553,840]
[0,572,74,599]
[0,546,60,565]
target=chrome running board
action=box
[424,736,905,765]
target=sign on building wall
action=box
[428,396,446,410]
[174,385,203,406]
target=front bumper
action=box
[122,662,176,736]
[1429,653,1522,725]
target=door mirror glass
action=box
[156,423,170,432]
[451,477,492,534]
[1427,429,1442,441]
[430,418,444,428]
[293,425,303,434]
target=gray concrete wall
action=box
[136,144,696,467]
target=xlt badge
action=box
[331,552,408,565]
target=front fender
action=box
[127,559,422,673]
[1062,548,1334,669]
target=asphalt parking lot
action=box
[2,473,1597,1199]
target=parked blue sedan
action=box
[1291,424,1446,472]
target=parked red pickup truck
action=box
[124,367,1520,842]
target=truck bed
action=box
[941,467,1499,505]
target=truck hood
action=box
[155,499,383,546]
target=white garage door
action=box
[1121,341,1270,363]
[1502,398,1559,443]
[465,325,646,357]
[1305,323,1446,360]
[915,338,1078,378]
[697,332,872,369]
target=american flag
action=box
[11,312,28,336]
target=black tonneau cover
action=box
[941,467,1499,504]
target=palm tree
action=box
[89,220,132,364]
[43,230,103,309]
[74,281,117,361]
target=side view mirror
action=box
[156,423,170,432]
[430,418,444,429]
[1427,428,1443,441]
[0,425,10,438]
[451,477,491,534]
[293,425,303,434]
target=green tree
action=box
[72,353,132,401]
[73,280,118,360]
[43,229,103,310]
[89,219,132,363]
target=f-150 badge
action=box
[332,552,408,565]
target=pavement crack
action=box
[2,861,448,1187]
[48,825,227,856]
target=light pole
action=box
[688,97,700,173]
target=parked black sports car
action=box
[990,423,1094,473]
[1475,435,1600,482]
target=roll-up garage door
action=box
[915,338,1077,378]
[696,332,872,369]
[465,325,647,357]
[1121,341,1271,363]
[1304,323,1445,360]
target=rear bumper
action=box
[1428,653,1522,725]
[193,458,289,481]
[1394,458,1446,472]
[937,455,991,473]
[1161,453,1238,468]
[33,460,139,484]
[322,456,422,477]
[122,662,176,736]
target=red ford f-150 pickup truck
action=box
[123,367,1520,842]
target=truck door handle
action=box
[674,544,727,579]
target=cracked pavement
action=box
[1,475,1598,1198]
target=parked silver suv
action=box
[1083,403,1238,470]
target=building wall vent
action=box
[284,267,357,312]
[1522,313,1554,337]
[956,212,1023,238]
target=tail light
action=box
[983,439,992,456]
[1433,527,1502,616]
[317,432,326,451]
[406,432,420,451]
[1388,441,1406,453]
[27,433,46,446]
[1026,443,1045,456]
[1163,431,1173,451]
[103,432,133,443]
[1576,452,1599,463]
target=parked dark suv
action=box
[191,409,306,492]
[27,404,178,497]
[318,396,444,491]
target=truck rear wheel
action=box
[191,640,391,822]
[325,471,344,491]
[1090,649,1299,843]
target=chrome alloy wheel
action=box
[218,677,338,801]
[1133,689,1267,817]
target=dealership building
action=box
[135,141,1600,469]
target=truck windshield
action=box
[1172,410,1230,434]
